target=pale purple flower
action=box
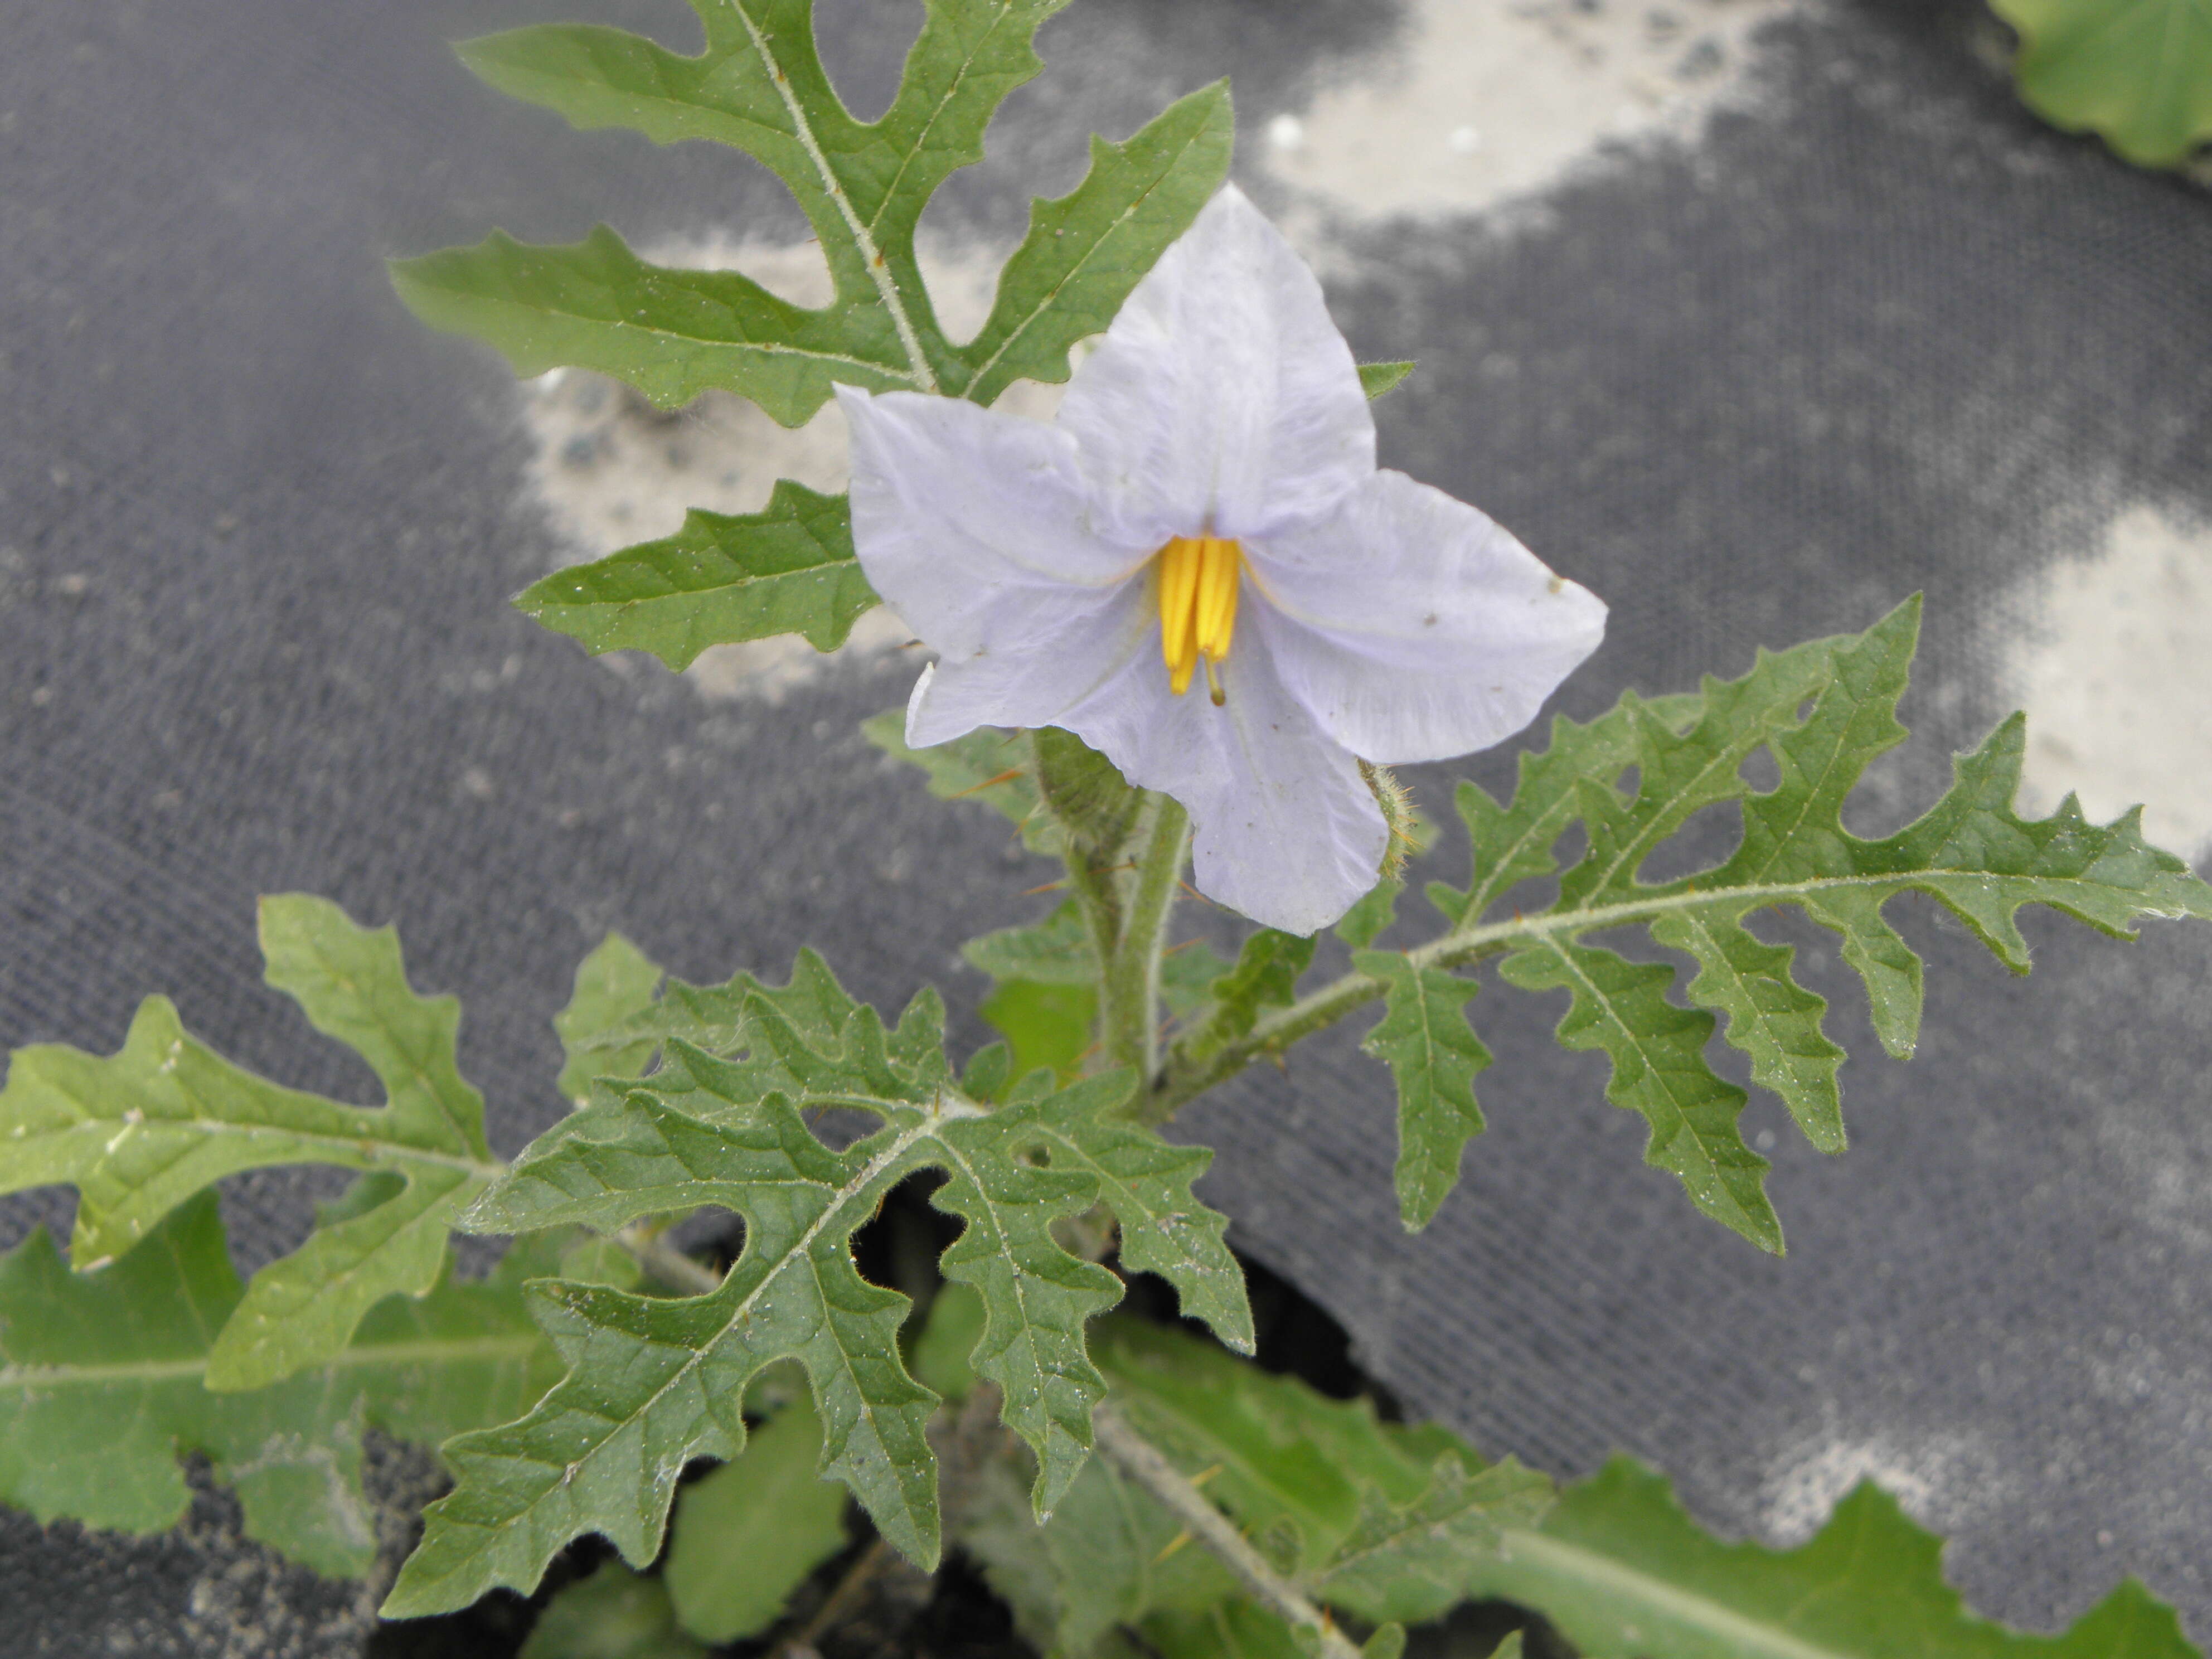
[838,186,1605,934]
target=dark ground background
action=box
[3,0,2210,1651]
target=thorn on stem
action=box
[950,767,1024,799]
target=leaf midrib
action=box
[961,114,1212,394]
[1494,1526,1863,1659]
[42,1106,508,1183]
[722,0,936,389]
[1535,938,1754,1221]
[285,943,485,1160]
[864,0,1020,244]
[428,279,914,376]
[483,1094,986,1554]
[0,1331,542,1391]
[1173,857,2183,1113]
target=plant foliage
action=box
[661,1389,850,1642]
[0,1191,556,1578]
[1316,597,2212,1247]
[0,894,505,1389]
[394,0,1234,666]
[384,949,1248,1616]
[3,0,2204,1645]
[964,1305,1544,1657]
[521,1560,710,1659]
[1992,0,2212,166]
[1463,1456,2198,1659]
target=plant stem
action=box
[1102,794,1189,1086]
[1093,1404,1362,1659]
[615,1224,724,1297]
[789,1536,891,1652]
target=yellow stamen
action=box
[1156,534,1243,698]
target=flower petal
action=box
[1054,184,1375,548]
[1055,615,1388,935]
[905,580,1153,748]
[1249,469,1607,764]
[840,385,1149,661]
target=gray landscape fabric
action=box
[2,0,2209,1651]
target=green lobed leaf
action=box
[958,81,1234,407]
[1181,930,1317,1064]
[1499,937,1778,1252]
[556,933,664,1105]
[0,894,502,1390]
[964,899,1097,987]
[662,1391,850,1642]
[1422,596,2212,1250]
[1315,1455,1553,1626]
[386,1085,943,1614]
[515,482,877,668]
[1426,690,1706,932]
[390,226,915,425]
[1001,1078,1253,1354]
[545,943,941,1110]
[391,959,1214,1613]
[521,1561,709,1659]
[0,1192,557,1578]
[1463,1456,2201,1659]
[1991,0,2212,166]
[1352,952,1491,1231]
[928,1078,1128,1518]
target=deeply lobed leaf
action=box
[387,1075,947,1614]
[1464,1456,2201,1659]
[1351,952,1490,1232]
[0,1192,556,1578]
[0,895,501,1388]
[394,951,1244,1614]
[1392,596,2212,1250]
[515,482,878,667]
[410,0,1235,673]
[964,1311,1546,1656]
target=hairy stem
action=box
[1102,794,1190,1085]
[615,1223,724,1297]
[1093,1404,1363,1659]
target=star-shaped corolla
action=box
[838,185,1605,934]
